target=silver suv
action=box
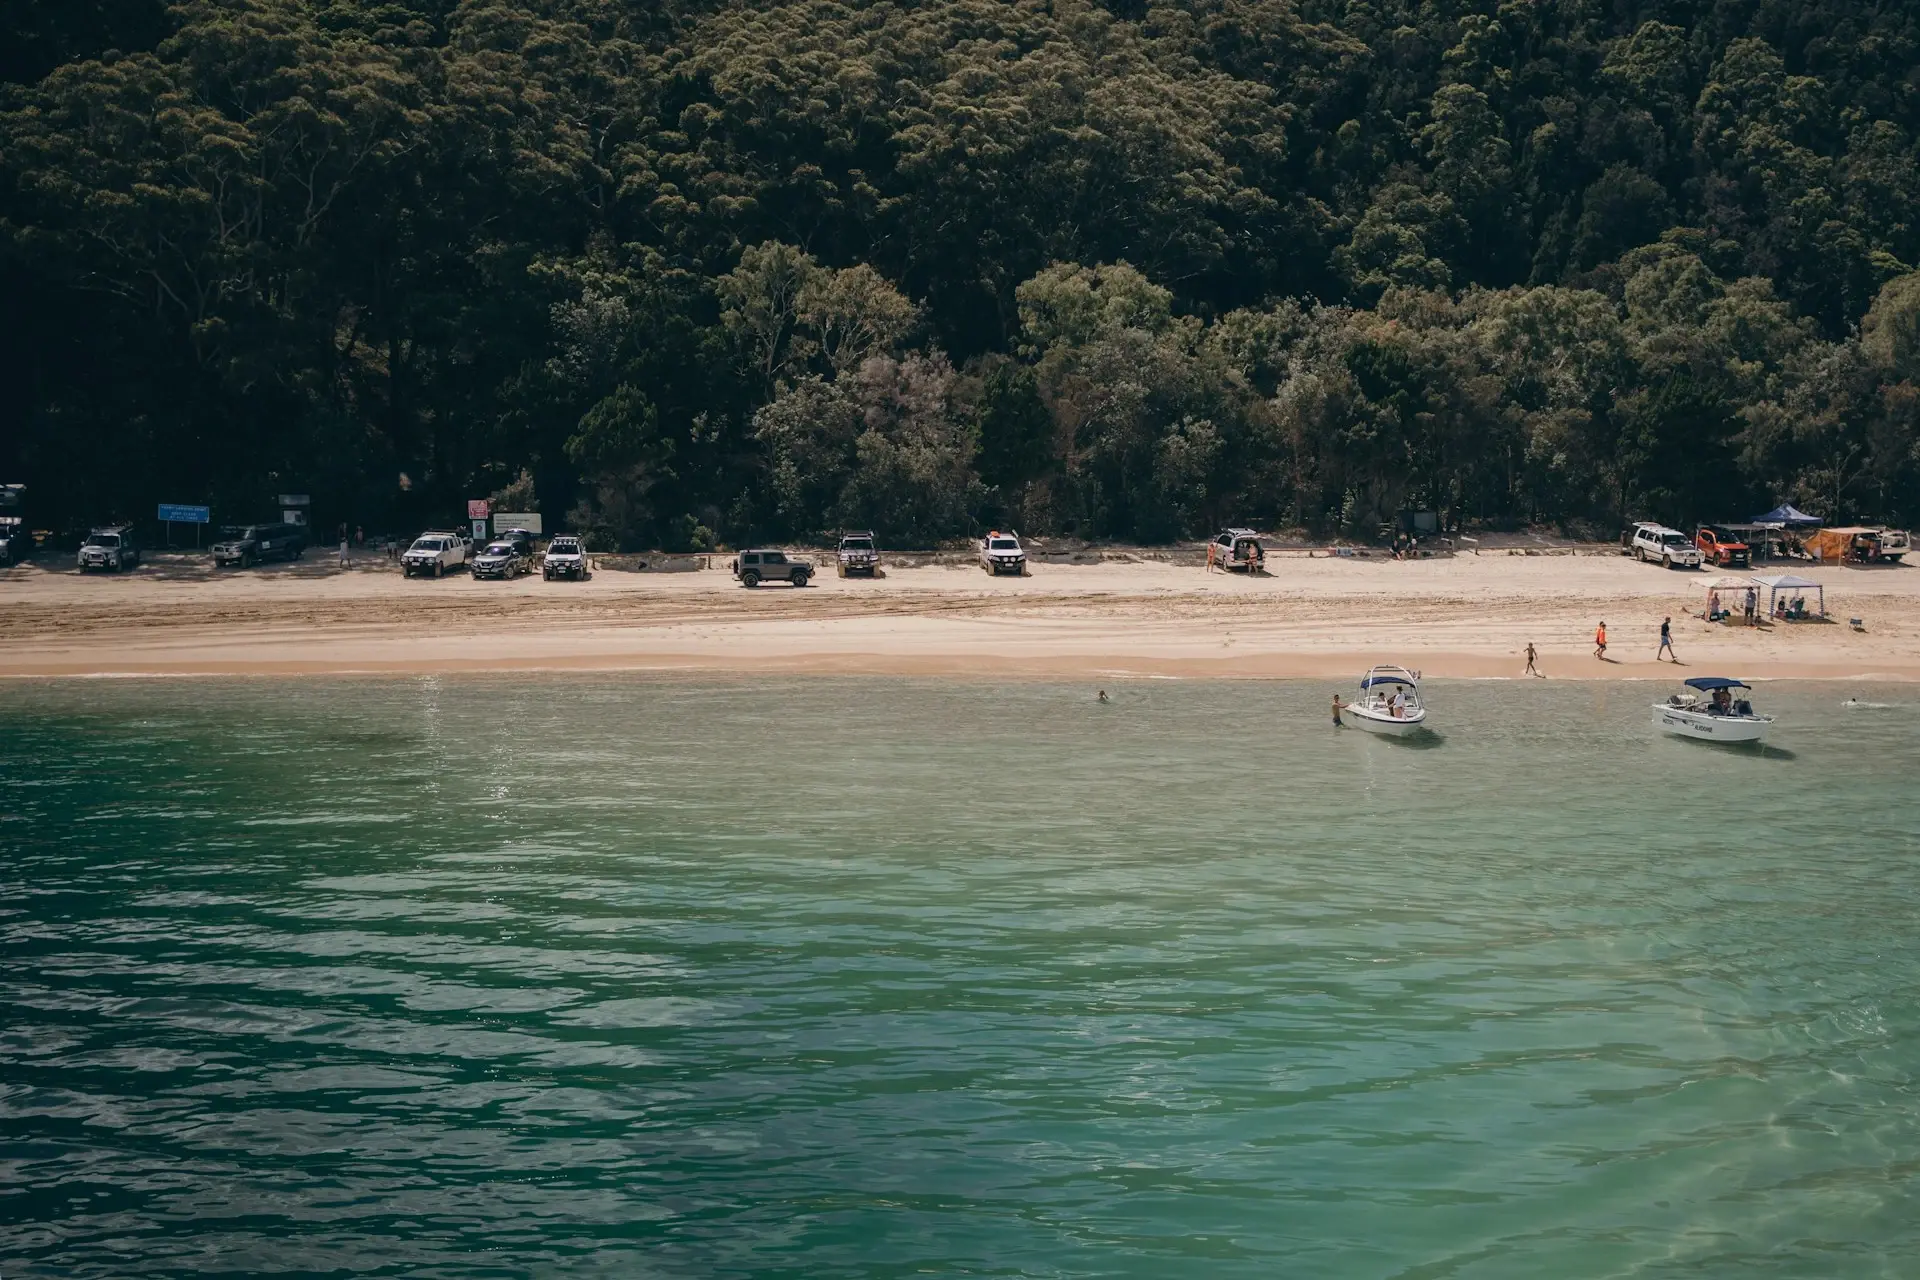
[732,549,812,588]
[78,526,140,572]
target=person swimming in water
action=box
[1097,690,1110,703]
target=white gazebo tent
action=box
[1703,575,1762,622]
[1752,573,1825,619]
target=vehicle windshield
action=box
[1662,533,1688,546]
[83,534,120,547]
[482,544,514,556]
[550,541,579,553]
[990,538,1019,551]
[843,538,873,551]
[409,539,444,552]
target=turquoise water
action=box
[2,677,1918,1277]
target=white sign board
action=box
[472,519,489,542]
[494,512,541,535]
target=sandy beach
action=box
[3,550,1917,681]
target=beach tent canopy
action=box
[1751,573,1826,617]
[1752,503,1822,526]
[1706,575,1761,591]
[1685,677,1750,691]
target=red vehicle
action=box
[1695,525,1751,568]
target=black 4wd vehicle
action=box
[212,522,306,568]
[731,549,812,588]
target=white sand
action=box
[4,552,1916,681]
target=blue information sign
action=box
[157,503,211,524]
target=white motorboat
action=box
[1652,677,1774,744]
[1344,666,1428,736]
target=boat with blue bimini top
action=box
[1652,676,1774,744]
[1345,665,1428,736]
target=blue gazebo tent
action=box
[1751,503,1822,527]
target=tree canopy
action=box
[4,0,1918,546]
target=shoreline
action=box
[5,556,1916,683]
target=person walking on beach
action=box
[338,534,352,568]
[1594,621,1607,660]
[1744,587,1757,624]
[1523,642,1539,677]
[1657,617,1677,662]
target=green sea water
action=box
[3,676,1918,1278]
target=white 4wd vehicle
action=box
[1628,523,1702,569]
[542,536,588,580]
[77,526,140,572]
[980,530,1028,576]
[402,532,469,578]
[837,531,880,577]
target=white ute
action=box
[1628,522,1703,569]
[402,532,468,578]
[980,530,1028,576]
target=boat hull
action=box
[1651,705,1772,743]
[1347,708,1427,737]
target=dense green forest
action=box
[4,0,1920,547]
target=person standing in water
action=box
[1594,621,1607,660]
[1097,690,1110,704]
[1331,693,1347,726]
[1523,642,1539,677]
[1657,616,1677,662]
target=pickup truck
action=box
[980,530,1028,576]
[837,531,880,577]
[401,532,469,578]
[1694,525,1750,568]
[732,549,812,587]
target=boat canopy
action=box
[1752,503,1822,527]
[1360,670,1417,688]
[1684,676,1750,691]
